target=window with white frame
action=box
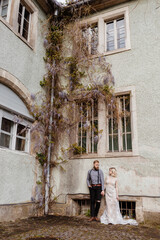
[108,94,132,152]
[18,1,31,41]
[106,17,125,52]
[80,7,130,55]
[77,99,98,154]
[0,110,30,152]
[0,0,9,19]
[0,83,32,153]
[0,0,37,47]
[82,23,98,55]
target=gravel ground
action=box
[0,215,160,240]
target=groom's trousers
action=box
[89,185,102,217]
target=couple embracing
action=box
[87,160,138,225]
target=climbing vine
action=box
[30,3,117,209]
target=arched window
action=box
[0,83,33,152]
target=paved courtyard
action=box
[0,215,160,240]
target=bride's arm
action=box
[115,180,119,200]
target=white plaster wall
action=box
[0,1,46,207]
[0,148,41,204]
[0,0,46,95]
[51,0,160,215]
[51,157,160,200]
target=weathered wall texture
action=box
[0,0,46,221]
[50,0,160,223]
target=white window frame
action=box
[76,99,98,154]
[74,86,138,158]
[0,0,11,21]
[0,108,31,153]
[105,86,138,157]
[105,17,126,52]
[18,1,31,42]
[82,23,98,55]
[80,6,131,56]
[0,0,38,49]
[107,94,132,153]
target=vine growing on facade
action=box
[30,4,117,208]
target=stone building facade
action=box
[49,0,160,224]
[0,0,160,224]
[0,0,54,222]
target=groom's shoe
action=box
[95,217,100,222]
[88,217,95,222]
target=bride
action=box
[100,167,138,225]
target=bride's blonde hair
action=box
[109,167,117,177]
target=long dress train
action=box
[100,176,138,225]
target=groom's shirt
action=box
[87,168,104,191]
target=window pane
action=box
[106,21,114,51]
[109,118,112,134]
[94,100,98,118]
[117,18,125,49]
[1,5,8,18]
[90,24,98,55]
[123,134,126,151]
[78,100,97,154]
[1,118,12,133]
[17,124,26,137]
[126,117,131,132]
[82,137,86,153]
[2,0,9,6]
[109,135,112,151]
[16,138,25,151]
[0,132,10,148]
[125,95,130,112]
[82,28,89,53]
[113,135,118,151]
[127,134,132,150]
[113,119,118,134]
[22,27,29,40]
[24,8,30,21]
[19,2,23,14]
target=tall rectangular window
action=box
[0,0,9,19]
[108,95,132,152]
[18,1,31,41]
[106,17,125,52]
[78,99,98,154]
[82,23,98,55]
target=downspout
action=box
[44,5,59,215]
[44,62,55,215]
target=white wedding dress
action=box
[100,176,138,225]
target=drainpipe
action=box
[44,6,59,215]
[44,61,55,215]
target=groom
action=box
[87,160,104,221]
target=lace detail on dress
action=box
[100,176,138,225]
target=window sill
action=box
[70,151,139,159]
[0,17,34,51]
[103,47,131,56]
[89,47,131,59]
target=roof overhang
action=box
[36,0,62,14]
[65,0,131,13]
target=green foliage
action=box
[36,180,42,185]
[36,152,46,166]
[40,77,47,87]
[71,143,85,155]
[85,209,91,217]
